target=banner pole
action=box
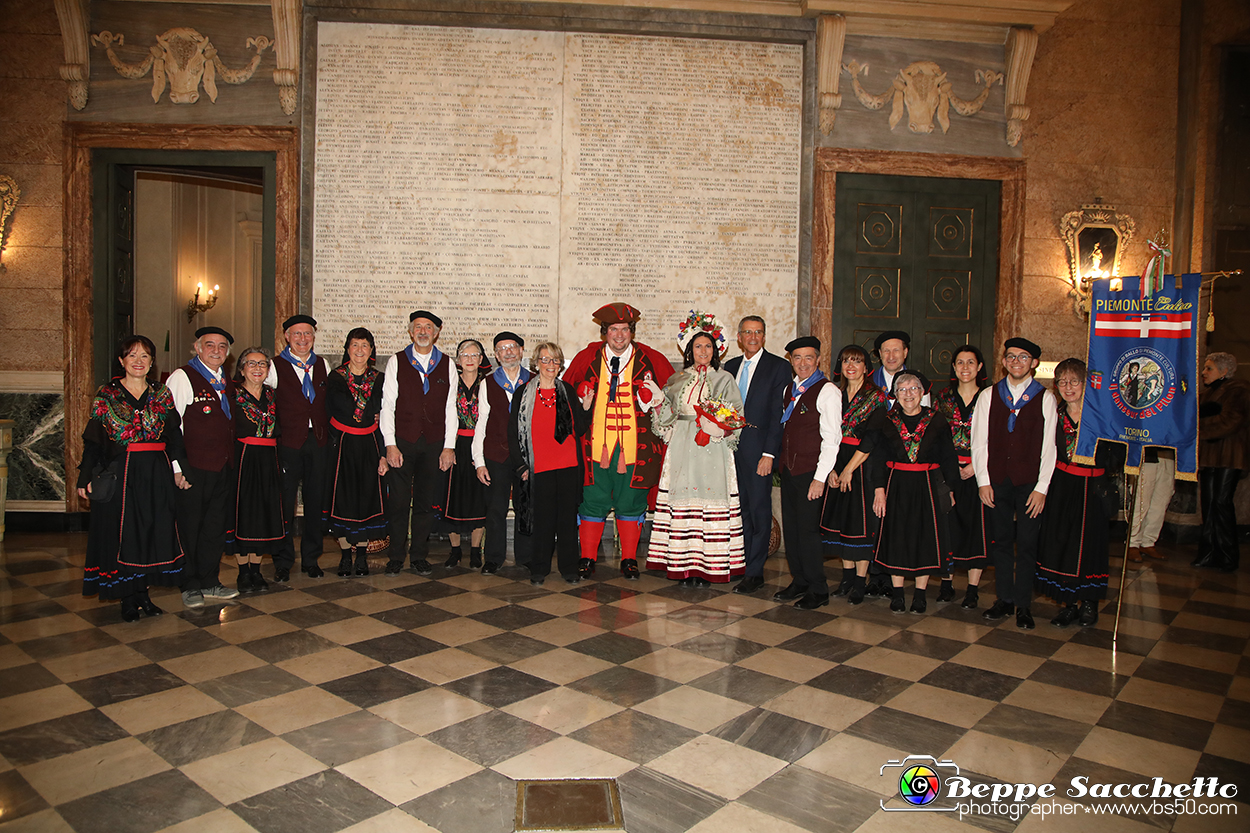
[1112,471,1139,649]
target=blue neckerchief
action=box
[189,356,230,419]
[407,345,443,394]
[494,366,530,399]
[872,365,906,405]
[996,377,1044,432]
[781,370,825,423]
[279,347,317,402]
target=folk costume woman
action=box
[76,335,186,622]
[819,344,888,604]
[1037,358,1119,628]
[509,342,589,585]
[325,328,388,576]
[932,345,991,609]
[228,347,285,593]
[441,339,490,569]
[645,314,746,586]
[869,371,959,614]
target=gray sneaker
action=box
[182,590,205,609]
[201,584,240,602]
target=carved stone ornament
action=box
[91,28,272,105]
[270,0,300,115]
[842,58,1004,135]
[55,0,91,110]
[1060,200,1137,317]
[816,15,846,135]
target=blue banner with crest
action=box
[1074,274,1199,480]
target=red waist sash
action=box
[457,428,475,437]
[957,455,972,465]
[331,417,378,436]
[841,437,861,447]
[887,462,939,471]
[1056,461,1104,477]
[239,437,277,447]
[127,442,166,452]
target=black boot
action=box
[832,569,854,597]
[937,579,955,603]
[1078,599,1099,627]
[120,595,141,623]
[135,588,163,617]
[237,564,254,593]
[847,575,866,605]
[250,562,268,592]
[337,548,354,577]
[890,586,906,613]
[445,545,463,569]
[469,546,483,570]
[961,585,979,610]
[910,586,928,614]
[355,545,370,576]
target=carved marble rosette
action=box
[842,58,1003,135]
[91,28,273,105]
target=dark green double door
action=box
[832,173,1000,380]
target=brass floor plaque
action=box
[515,778,624,831]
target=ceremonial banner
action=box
[1075,274,1199,479]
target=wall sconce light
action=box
[185,280,221,322]
[0,175,21,271]
[1059,200,1136,317]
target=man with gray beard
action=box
[472,332,534,573]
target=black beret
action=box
[195,326,234,345]
[1004,337,1042,359]
[874,330,911,352]
[494,331,524,349]
[283,314,317,330]
[409,310,443,327]
[785,336,821,353]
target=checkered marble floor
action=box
[0,534,1247,833]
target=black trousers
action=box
[529,465,580,579]
[1199,467,1242,568]
[736,450,774,578]
[385,436,442,565]
[175,464,231,592]
[277,435,328,570]
[484,458,532,567]
[986,480,1041,607]
[780,468,828,595]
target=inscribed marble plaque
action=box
[314,23,801,360]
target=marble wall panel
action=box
[0,393,66,503]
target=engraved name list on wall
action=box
[313,23,802,358]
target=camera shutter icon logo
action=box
[899,763,942,805]
[880,755,960,812]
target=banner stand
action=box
[1112,472,1140,650]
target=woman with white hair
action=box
[228,345,285,592]
[1195,351,1249,572]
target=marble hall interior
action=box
[2,0,1250,832]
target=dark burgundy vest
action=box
[781,378,829,474]
[987,385,1046,487]
[274,356,329,449]
[394,350,452,445]
[481,374,514,464]
[180,365,234,472]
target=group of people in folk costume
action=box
[80,302,1239,626]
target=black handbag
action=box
[88,459,123,503]
[1094,475,1121,520]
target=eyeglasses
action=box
[537,356,561,366]
[739,329,764,336]
[242,360,270,369]
[895,386,922,395]
[1056,378,1083,388]
[457,352,482,360]
[1004,353,1033,363]
[496,345,520,353]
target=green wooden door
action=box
[832,173,1000,380]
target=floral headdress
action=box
[676,310,727,358]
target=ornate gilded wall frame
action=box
[1060,201,1137,316]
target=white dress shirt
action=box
[471,368,526,468]
[379,347,458,450]
[789,373,843,482]
[970,378,1058,494]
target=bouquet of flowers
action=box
[692,397,749,446]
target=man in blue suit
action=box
[723,316,790,594]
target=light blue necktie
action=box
[738,359,752,401]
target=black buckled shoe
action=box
[847,579,866,605]
[889,595,906,613]
[578,558,596,579]
[831,576,854,597]
[795,592,830,610]
[480,561,500,575]
[337,551,354,577]
[936,580,955,603]
[621,559,640,580]
[121,596,141,623]
[135,590,163,617]
[250,565,268,593]
[910,593,927,615]
[273,568,291,583]
[304,565,325,579]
